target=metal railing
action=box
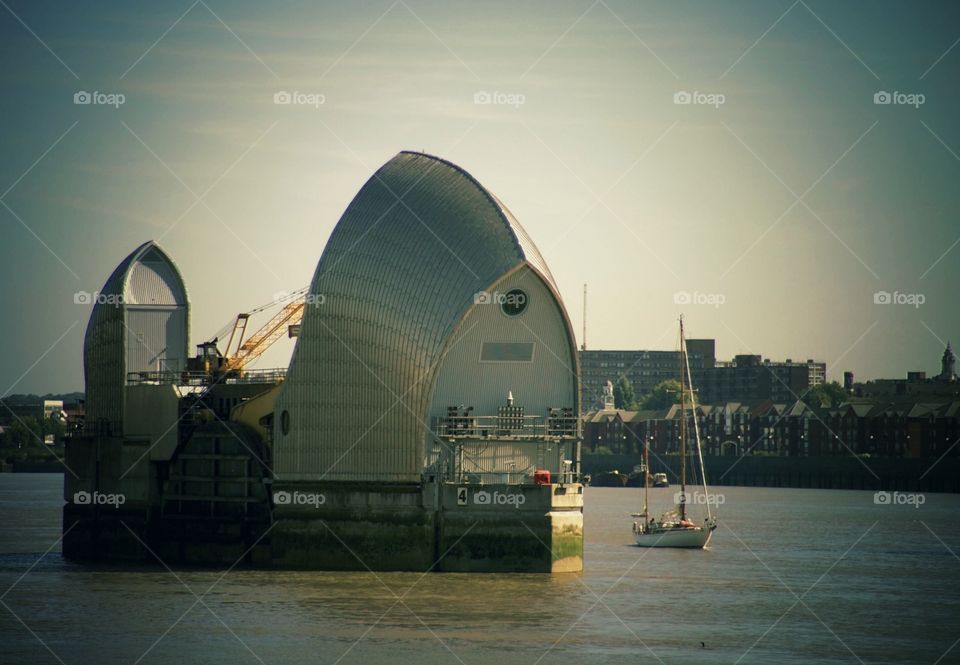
[66,419,122,438]
[426,436,577,485]
[126,368,287,386]
[426,448,578,485]
[433,413,578,440]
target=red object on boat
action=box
[534,469,551,485]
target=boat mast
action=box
[643,436,650,520]
[679,316,687,521]
[683,327,713,521]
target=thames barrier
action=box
[64,151,584,572]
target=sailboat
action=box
[632,316,717,548]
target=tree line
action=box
[610,376,848,410]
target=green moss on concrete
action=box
[550,532,583,562]
[436,512,583,573]
[271,516,436,571]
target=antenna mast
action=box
[582,283,587,351]
[679,315,687,522]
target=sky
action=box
[1,0,959,395]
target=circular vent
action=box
[500,289,528,317]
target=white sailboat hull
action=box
[634,525,714,549]
[630,317,718,551]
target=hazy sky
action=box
[1,0,959,395]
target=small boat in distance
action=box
[632,316,717,549]
[591,469,629,487]
[627,465,668,488]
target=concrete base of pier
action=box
[270,481,584,573]
[63,481,585,573]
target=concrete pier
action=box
[64,479,584,572]
[270,482,584,573]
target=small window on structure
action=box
[281,410,290,435]
[480,342,535,362]
[499,289,528,317]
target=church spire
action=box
[940,342,956,382]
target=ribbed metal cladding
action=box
[125,309,186,374]
[84,301,126,427]
[126,258,183,305]
[275,151,578,482]
[83,242,189,429]
[494,197,558,288]
[426,267,577,431]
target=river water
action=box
[1,474,958,664]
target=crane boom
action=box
[205,287,309,348]
[223,300,305,371]
[190,286,309,379]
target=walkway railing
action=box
[428,410,580,484]
[432,413,578,440]
[126,368,287,386]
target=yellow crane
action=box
[192,287,308,378]
[223,294,306,371]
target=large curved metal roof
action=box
[316,151,557,291]
[95,241,188,305]
[83,241,189,427]
[274,151,574,481]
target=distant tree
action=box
[0,416,63,465]
[10,417,42,448]
[803,381,847,408]
[42,418,65,443]
[613,376,636,409]
[2,392,83,403]
[638,379,684,410]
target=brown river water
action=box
[1,474,958,664]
